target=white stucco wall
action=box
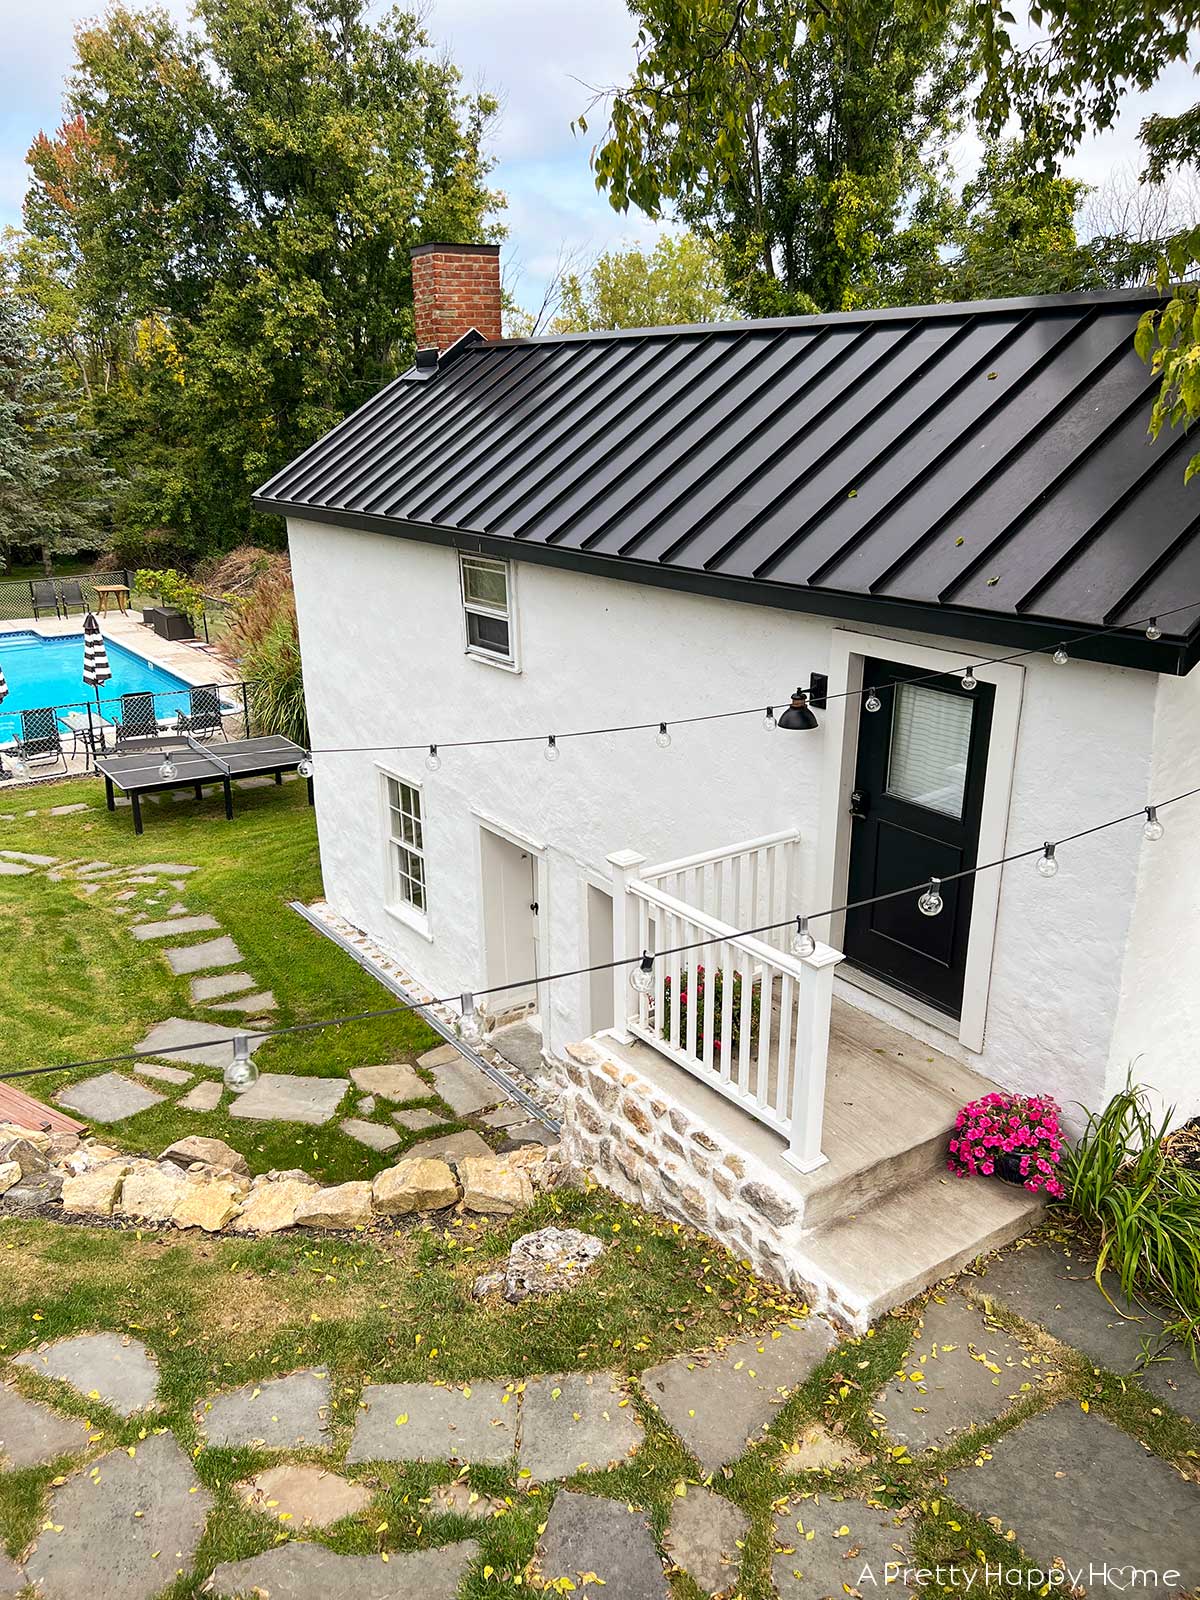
[287,517,1174,1122]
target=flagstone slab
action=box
[164,936,243,975]
[350,1061,427,1102]
[431,1059,504,1116]
[22,1434,211,1600]
[340,1117,401,1152]
[0,1383,91,1469]
[205,990,276,1013]
[0,850,56,865]
[179,1081,223,1112]
[228,1073,348,1126]
[771,1495,915,1597]
[0,862,32,876]
[55,1072,165,1124]
[347,1380,517,1465]
[236,1463,372,1529]
[519,1371,643,1481]
[135,1017,245,1068]
[208,1540,479,1599]
[641,1320,838,1474]
[197,1370,331,1448]
[190,971,255,1002]
[138,862,197,875]
[664,1485,748,1596]
[418,1043,462,1069]
[393,1107,448,1132]
[482,1103,536,1129]
[536,1490,668,1600]
[947,1402,1200,1594]
[14,1333,159,1416]
[404,1130,494,1163]
[133,1061,193,1086]
[874,1294,1049,1451]
[0,1550,22,1598]
[131,913,220,940]
[48,802,89,815]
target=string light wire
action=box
[4,778,1197,1087]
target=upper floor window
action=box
[459,553,515,664]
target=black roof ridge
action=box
[494,285,1167,348]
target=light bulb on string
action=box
[1037,841,1059,877]
[790,916,816,957]
[1146,618,1162,641]
[1143,805,1164,842]
[961,669,977,691]
[458,993,485,1046]
[544,735,560,763]
[1053,647,1069,665]
[297,754,314,778]
[763,707,776,730]
[158,753,177,781]
[655,722,672,749]
[918,877,944,917]
[426,744,441,772]
[8,752,27,780]
[865,688,882,713]
[630,951,655,994]
[224,1034,259,1092]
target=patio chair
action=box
[29,580,60,620]
[57,578,87,614]
[15,707,65,771]
[173,684,226,741]
[114,691,161,748]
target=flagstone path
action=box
[0,1384,90,1469]
[207,1541,479,1600]
[14,1333,160,1416]
[197,1370,331,1449]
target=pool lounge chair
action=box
[29,580,60,620]
[15,707,66,771]
[114,691,162,749]
[57,578,87,614]
[173,684,227,741]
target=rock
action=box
[0,1162,21,1196]
[198,1371,331,1448]
[232,1177,317,1234]
[417,1043,462,1069]
[236,1464,371,1529]
[172,1175,244,1232]
[392,1106,447,1132]
[0,1136,49,1177]
[45,1132,80,1162]
[56,1071,165,1123]
[159,1135,249,1175]
[537,1489,668,1600]
[208,1541,478,1599]
[61,1161,133,1218]
[14,1333,160,1416]
[294,1181,374,1229]
[503,1227,605,1302]
[357,1095,377,1116]
[472,1270,507,1300]
[178,1081,223,1112]
[117,1161,188,1223]
[664,1485,748,1596]
[405,1130,494,1163]
[4,1172,64,1210]
[350,1061,427,1102]
[458,1155,534,1215]
[0,1384,91,1469]
[372,1157,460,1215]
[339,1117,400,1152]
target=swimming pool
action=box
[0,630,193,741]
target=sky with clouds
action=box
[0,0,1195,307]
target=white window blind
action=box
[886,682,973,818]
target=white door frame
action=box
[813,628,1025,1053]
[472,808,546,1020]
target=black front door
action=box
[843,658,994,1019]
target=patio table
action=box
[59,709,113,763]
[94,583,131,615]
[94,734,313,835]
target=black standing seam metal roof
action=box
[254,287,1200,674]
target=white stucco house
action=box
[256,245,1200,1323]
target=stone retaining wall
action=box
[557,1039,824,1307]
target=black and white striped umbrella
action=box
[81,611,112,712]
[0,658,8,706]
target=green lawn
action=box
[0,774,453,1182]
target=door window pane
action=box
[886,683,973,818]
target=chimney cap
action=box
[410,241,501,260]
[414,346,439,370]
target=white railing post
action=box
[606,849,647,1045]
[782,943,844,1173]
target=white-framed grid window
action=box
[459,552,515,664]
[385,774,427,914]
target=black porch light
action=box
[778,686,819,731]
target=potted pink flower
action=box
[947,1090,1066,1197]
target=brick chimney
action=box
[410,242,502,352]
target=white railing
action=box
[640,828,803,955]
[607,839,843,1173]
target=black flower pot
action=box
[993,1151,1027,1186]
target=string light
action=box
[297,754,314,778]
[158,753,177,780]
[790,916,816,957]
[8,753,27,780]
[224,1034,258,1092]
[1146,618,1162,641]
[544,735,560,763]
[426,744,441,772]
[864,688,883,713]
[1037,841,1059,877]
[1053,647,1069,665]
[630,952,655,994]
[1143,806,1164,841]
[917,877,944,916]
[457,993,484,1044]
[656,722,672,749]
[763,707,776,730]
[961,669,977,691]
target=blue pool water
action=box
[0,630,192,741]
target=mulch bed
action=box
[1162,1116,1200,1170]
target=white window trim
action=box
[458,551,520,672]
[378,764,433,942]
[814,628,1025,1054]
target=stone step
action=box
[791,1169,1044,1331]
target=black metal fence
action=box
[1,680,252,766]
[0,569,135,624]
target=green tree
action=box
[0,294,113,575]
[551,234,735,332]
[19,0,502,561]
[583,0,973,314]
